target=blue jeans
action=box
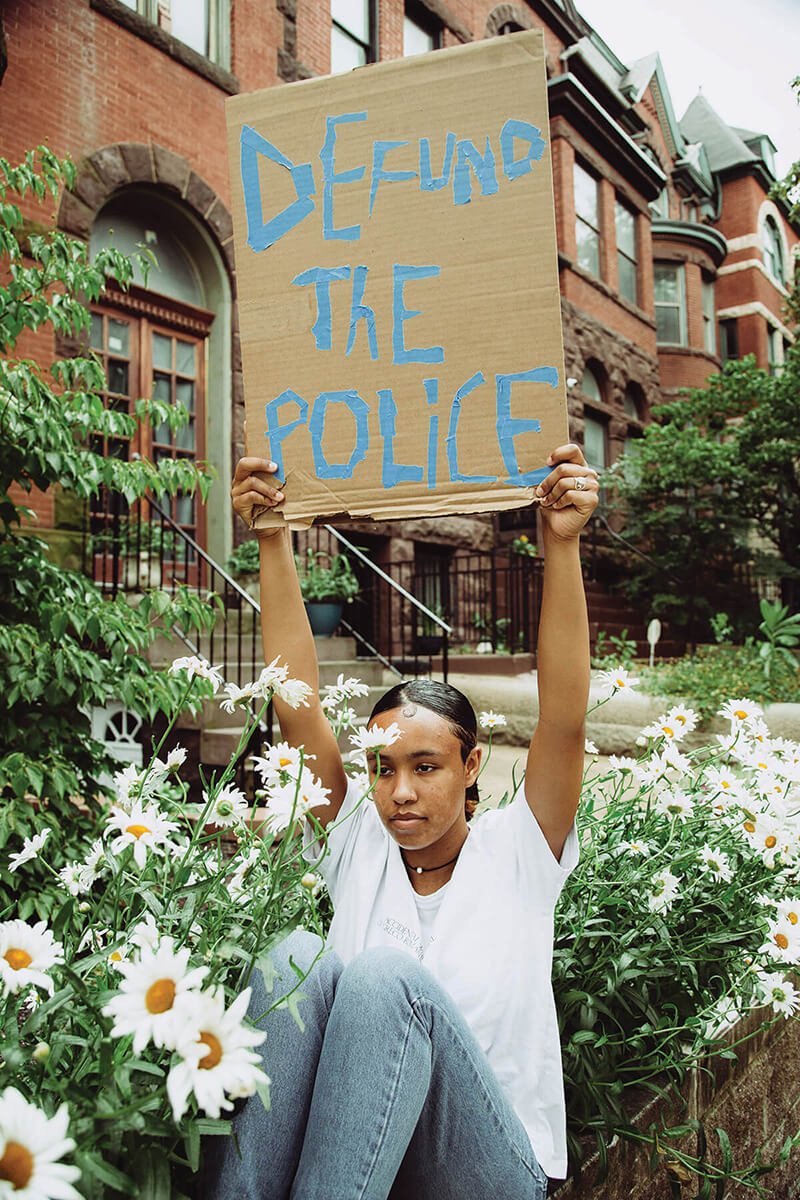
[199,930,549,1200]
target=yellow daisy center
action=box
[743,820,756,834]
[145,978,177,1014]
[0,1141,34,1190]
[721,780,731,789]
[4,948,32,971]
[765,835,777,849]
[110,951,122,962]
[126,824,151,839]
[279,756,292,767]
[198,1031,223,1070]
[789,912,799,926]
[675,714,687,725]
[662,726,675,738]
[734,709,748,720]
[775,932,790,950]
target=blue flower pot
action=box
[305,601,343,637]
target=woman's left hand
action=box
[535,443,600,541]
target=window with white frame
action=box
[574,162,601,278]
[654,263,687,345]
[615,199,638,305]
[118,0,230,67]
[702,277,716,355]
[404,3,439,54]
[331,0,375,73]
[763,216,785,284]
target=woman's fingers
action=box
[231,457,285,525]
[536,460,598,506]
[546,442,587,468]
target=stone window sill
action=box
[558,254,657,330]
[90,0,239,95]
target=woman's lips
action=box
[391,815,425,824]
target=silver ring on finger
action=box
[574,476,587,491]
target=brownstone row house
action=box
[2,0,798,667]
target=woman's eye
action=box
[416,764,435,773]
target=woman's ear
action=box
[465,746,482,787]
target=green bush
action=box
[641,643,799,719]
[225,538,260,578]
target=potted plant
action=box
[295,548,360,636]
[225,538,262,600]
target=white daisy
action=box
[349,722,402,753]
[264,769,331,832]
[0,920,64,997]
[608,755,638,775]
[757,971,800,1018]
[641,715,685,743]
[8,829,50,874]
[0,1087,82,1199]
[272,676,313,709]
[102,937,209,1054]
[762,918,800,965]
[256,656,290,693]
[169,655,224,694]
[220,680,261,715]
[741,812,785,867]
[167,986,268,1122]
[647,868,681,914]
[598,667,640,696]
[777,898,800,928]
[666,704,699,736]
[204,784,249,829]
[584,739,599,755]
[698,844,733,883]
[654,788,694,822]
[479,711,507,730]
[252,743,310,786]
[165,745,188,770]
[718,698,764,726]
[322,674,370,705]
[226,847,262,902]
[617,839,652,857]
[57,864,86,897]
[105,802,180,870]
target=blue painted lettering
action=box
[392,265,445,366]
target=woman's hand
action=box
[535,443,599,541]
[230,457,285,534]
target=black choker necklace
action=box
[401,835,468,875]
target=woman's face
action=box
[366,705,481,851]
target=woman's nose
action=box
[392,773,417,803]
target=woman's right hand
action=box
[230,457,285,532]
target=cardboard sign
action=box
[226,30,567,528]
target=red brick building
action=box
[1,0,797,599]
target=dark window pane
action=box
[176,493,195,526]
[90,313,104,350]
[583,416,607,470]
[176,378,195,414]
[153,422,171,446]
[153,373,171,403]
[152,332,172,371]
[176,339,196,377]
[176,417,196,452]
[107,360,129,396]
[107,319,129,356]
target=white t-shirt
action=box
[306,783,578,1179]
[412,881,449,952]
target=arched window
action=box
[623,383,642,421]
[498,21,524,34]
[90,190,216,579]
[580,365,603,404]
[763,217,785,284]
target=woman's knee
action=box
[246,929,332,1022]
[338,946,427,1005]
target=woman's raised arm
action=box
[231,457,348,824]
[524,444,599,861]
